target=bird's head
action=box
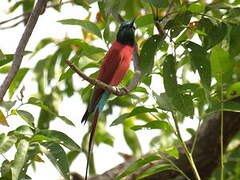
[116,19,136,46]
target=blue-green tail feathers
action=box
[95,91,110,112]
[81,91,110,124]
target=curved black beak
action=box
[130,17,136,29]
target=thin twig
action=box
[0,19,26,30]
[171,112,201,180]
[0,0,48,102]
[0,12,30,26]
[159,154,191,180]
[154,1,176,36]
[0,0,73,27]
[190,118,202,154]
[220,73,224,180]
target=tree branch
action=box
[0,0,47,102]
[154,1,176,36]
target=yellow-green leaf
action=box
[0,110,8,126]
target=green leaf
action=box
[207,100,240,113]
[115,155,161,180]
[67,150,80,166]
[159,147,179,159]
[135,14,154,28]
[185,41,211,89]
[0,134,17,154]
[198,18,227,49]
[153,92,175,111]
[227,82,240,99]
[9,68,29,98]
[74,0,90,9]
[143,0,169,8]
[28,97,75,126]
[137,164,173,179]
[111,106,158,126]
[36,130,80,151]
[163,55,178,95]
[58,116,75,126]
[32,38,54,57]
[175,29,188,44]
[1,160,12,179]
[0,66,11,74]
[9,1,23,12]
[59,68,74,81]
[230,24,240,57]
[210,45,233,83]
[103,19,117,44]
[0,54,14,67]
[131,121,171,131]
[165,11,192,38]
[59,55,80,81]
[163,55,194,116]
[14,125,34,136]
[58,19,102,38]
[12,110,34,127]
[188,3,205,13]
[0,110,8,126]
[123,121,142,156]
[0,50,5,61]
[139,35,163,75]
[226,7,240,24]
[11,139,29,180]
[95,122,114,146]
[31,134,57,142]
[0,101,16,111]
[58,39,105,57]
[41,142,70,180]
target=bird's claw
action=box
[113,87,129,95]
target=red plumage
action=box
[83,20,135,180]
[82,41,134,122]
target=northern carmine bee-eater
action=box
[82,20,136,180]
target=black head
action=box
[116,20,136,46]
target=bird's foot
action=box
[113,87,129,96]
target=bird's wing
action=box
[82,46,123,122]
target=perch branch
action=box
[65,52,141,96]
[0,0,47,102]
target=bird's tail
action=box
[84,111,99,180]
[81,109,89,124]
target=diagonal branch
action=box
[0,0,47,102]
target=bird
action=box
[81,19,136,180]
